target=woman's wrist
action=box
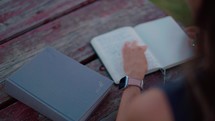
[122,41,148,81]
[127,72,146,81]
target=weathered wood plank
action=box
[0,101,51,121]
[0,59,110,121]
[0,58,182,121]
[88,60,183,121]
[0,0,166,83]
[0,0,165,108]
[0,0,166,119]
[0,0,96,44]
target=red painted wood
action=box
[0,0,166,83]
[0,0,167,120]
[88,60,182,121]
[0,0,165,111]
[0,0,96,44]
[0,60,116,121]
[0,101,51,121]
[0,102,38,121]
[0,59,182,121]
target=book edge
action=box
[81,83,112,121]
[91,39,121,84]
[4,75,75,121]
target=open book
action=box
[91,16,193,84]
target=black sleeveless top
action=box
[161,77,202,121]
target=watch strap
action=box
[128,77,144,90]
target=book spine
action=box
[91,39,120,84]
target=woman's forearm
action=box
[116,86,141,121]
[117,41,147,121]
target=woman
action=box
[116,0,215,121]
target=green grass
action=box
[150,0,192,26]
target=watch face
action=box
[119,76,127,89]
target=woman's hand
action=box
[122,41,148,80]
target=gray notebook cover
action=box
[4,47,113,121]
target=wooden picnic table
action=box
[0,0,182,120]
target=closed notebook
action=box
[4,47,113,121]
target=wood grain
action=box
[0,58,182,121]
[0,0,165,83]
[0,0,165,111]
[88,60,183,121]
[0,0,166,120]
[0,0,97,44]
[0,59,112,121]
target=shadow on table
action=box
[100,110,118,121]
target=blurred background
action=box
[151,0,192,26]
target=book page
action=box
[134,16,193,68]
[91,27,160,84]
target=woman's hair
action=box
[187,0,215,120]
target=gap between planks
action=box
[0,0,99,45]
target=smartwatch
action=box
[118,76,144,90]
